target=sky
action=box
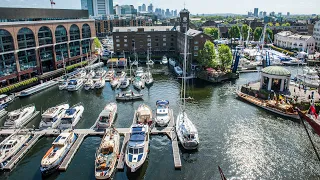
[0,0,319,15]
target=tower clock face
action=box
[183,17,187,22]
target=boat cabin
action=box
[136,110,151,124]
[52,133,72,146]
[99,110,111,123]
[61,109,77,124]
[128,126,146,162]
[0,140,18,152]
[0,95,9,104]
[68,80,78,86]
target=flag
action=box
[310,105,318,119]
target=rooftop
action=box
[276,31,312,41]
[261,66,291,76]
[0,19,94,26]
[113,26,175,32]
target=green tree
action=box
[275,22,280,26]
[241,24,252,41]
[282,22,290,26]
[203,28,219,40]
[228,25,240,46]
[218,44,232,69]
[199,41,217,68]
[253,27,263,41]
[267,22,274,26]
[266,28,274,43]
[93,37,102,49]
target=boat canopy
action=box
[68,80,77,85]
[53,133,70,145]
[66,109,76,116]
[0,94,8,99]
[156,100,169,106]
[129,133,145,142]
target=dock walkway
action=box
[170,131,182,169]
[116,133,130,170]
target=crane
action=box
[50,0,55,8]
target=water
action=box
[1,65,320,180]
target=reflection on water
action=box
[0,66,319,180]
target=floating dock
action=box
[116,133,130,170]
[170,131,182,169]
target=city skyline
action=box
[0,0,319,15]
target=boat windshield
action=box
[42,117,55,122]
[61,118,73,124]
[68,80,77,85]
[157,113,168,117]
[9,115,19,121]
[99,116,110,122]
[128,147,143,154]
[0,144,13,150]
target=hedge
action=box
[271,45,294,56]
[66,61,88,72]
[0,77,38,94]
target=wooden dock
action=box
[3,134,42,170]
[59,133,87,171]
[170,131,182,169]
[116,133,130,170]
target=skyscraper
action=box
[84,0,113,16]
[147,3,153,12]
[263,11,267,17]
[138,6,142,12]
[287,12,290,16]
[142,4,146,11]
[254,8,258,17]
[81,0,94,16]
[259,11,263,17]
[174,10,177,17]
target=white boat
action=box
[39,103,70,130]
[84,79,95,90]
[58,103,84,130]
[0,134,31,169]
[135,67,145,77]
[0,94,14,108]
[125,124,149,172]
[86,70,96,79]
[133,76,145,90]
[169,58,176,67]
[0,107,7,119]
[161,55,168,64]
[18,80,58,97]
[146,60,154,66]
[175,30,199,150]
[119,78,130,89]
[58,80,68,90]
[134,104,153,126]
[105,69,115,81]
[95,129,120,179]
[95,69,107,79]
[95,103,117,130]
[76,69,87,79]
[155,100,172,127]
[174,66,183,76]
[40,131,77,175]
[116,90,143,101]
[110,78,120,88]
[145,71,153,86]
[4,104,38,128]
[296,67,319,88]
[67,79,84,91]
[95,78,106,89]
[237,58,258,71]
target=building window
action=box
[163,38,166,41]
[147,43,151,46]
[194,46,199,50]
[170,43,174,46]
[155,38,159,41]
[116,44,120,47]
[124,39,127,42]
[115,29,119,32]
[147,35,151,37]
[116,39,120,42]
[127,29,131,32]
[124,36,127,38]
[163,43,166,46]
[194,52,198,56]
[147,38,151,42]
[194,41,199,44]
[116,36,119,38]
[124,44,128,47]
[166,28,169,31]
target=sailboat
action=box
[175,29,199,150]
[145,48,154,86]
[58,53,68,90]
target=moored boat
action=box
[95,129,120,179]
[0,107,7,119]
[133,76,145,90]
[169,58,176,67]
[39,103,70,130]
[0,94,14,108]
[110,77,120,88]
[105,69,115,81]
[161,55,168,64]
[176,112,199,150]
[58,80,68,90]
[116,90,143,101]
[125,124,149,173]
[67,79,84,91]
[95,78,106,89]
[155,100,172,127]
[84,79,95,90]
[297,106,320,136]
[134,104,153,126]
[95,103,117,130]
[58,103,84,130]
[18,80,58,97]
[95,69,107,80]
[4,104,38,128]
[296,67,319,88]
[40,131,77,176]
[174,66,183,76]
[119,78,130,89]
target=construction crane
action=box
[50,0,55,8]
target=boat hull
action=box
[298,111,320,136]
[176,112,199,150]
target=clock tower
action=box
[179,8,190,33]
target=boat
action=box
[161,55,168,64]
[95,129,120,179]
[145,71,153,86]
[146,60,154,66]
[84,79,95,90]
[105,69,115,81]
[0,134,31,169]
[133,76,145,90]
[125,124,149,173]
[95,78,106,89]
[40,131,77,176]
[174,66,183,76]
[95,69,107,79]
[116,70,127,79]
[282,58,306,66]
[0,107,7,119]
[76,69,87,79]
[18,80,58,97]
[119,78,130,89]
[110,77,120,88]
[58,80,68,90]
[0,94,14,108]
[58,103,84,129]
[155,100,172,127]
[175,31,199,150]
[296,67,319,88]
[86,70,96,79]
[116,90,143,101]
[134,104,153,126]
[39,103,70,130]
[67,79,84,91]
[169,58,176,67]
[95,103,117,130]
[297,107,320,136]
[237,58,258,71]
[4,104,38,128]
[135,67,145,77]
[236,91,299,119]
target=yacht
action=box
[110,77,120,88]
[0,134,31,169]
[95,78,106,89]
[18,80,58,97]
[86,70,96,79]
[67,79,84,91]
[155,100,172,127]
[238,58,259,71]
[133,76,145,90]
[146,60,154,66]
[58,80,68,90]
[119,78,130,89]
[0,94,14,108]
[169,58,176,67]
[95,69,107,79]
[84,79,95,90]
[95,129,120,179]
[58,103,84,130]
[39,104,69,130]
[40,131,77,176]
[175,30,199,150]
[76,69,87,79]
[105,69,115,81]
[296,67,320,88]
[125,124,149,173]
[0,107,7,119]
[95,103,117,130]
[161,55,168,64]
[4,104,38,128]
[145,71,153,86]
[174,66,183,76]
[134,104,153,126]
[116,90,143,101]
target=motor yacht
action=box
[95,103,117,130]
[155,100,172,127]
[0,94,14,108]
[67,79,84,91]
[58,103,84,130]
[116,90,143,101]
[134,104,152,126]
[4,104,38,128]
[95,78,106,89]
[119,78,130,89]
[84,79,95,90]
[161,55,168,64]
[39,104,69,130]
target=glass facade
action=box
[38,26,54,72]
[0,29,16,77]
[38,26,53,46]
[70,41,80,57]
[82,39,90,54]
[82,24,91,39]
[17,28,37,71]
[70,24,80,41]
[55,43,68,61]
[55,25,68,43]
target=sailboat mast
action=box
[62,52,66,75]
[183,27,187,110]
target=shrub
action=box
[0,77,39,94]
[271,45,294,56]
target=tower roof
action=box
[261,66,291,76]
[180,8,189,13]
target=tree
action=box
[253,27,263,41]
[267,22,274,26]
[218,44,232,69]
[266,28,274,43]
[275,22,280,26]
[282,22,290,26]
[228,25,240,46]
[204,28,219,40]
[241,24,252,41]
[199,40,217,68]
[93,37,102,49]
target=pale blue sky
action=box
[0,0,318,15]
